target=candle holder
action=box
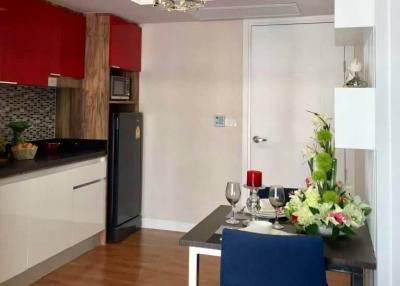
[243,185,265,223]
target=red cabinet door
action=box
[0,0,85,85]
[0,0,57,86]
[56,7,86,79]
[109,16,141,72]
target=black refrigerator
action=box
[107,112,143,242]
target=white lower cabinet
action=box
[0,158,106,282]
[27,171,75,268]
[0,181,29,282]
[69,161,107,243]
[72,179,106,243]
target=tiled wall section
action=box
[0,84,56,144]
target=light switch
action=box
[215,115,225,127]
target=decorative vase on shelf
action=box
[344,58,368,88]
[345,72,368,88]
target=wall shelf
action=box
[334,87,375,150]
[334,0,374,46]
[335,27,373,46]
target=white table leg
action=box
[189,247,199,286]
[188,247,221,286]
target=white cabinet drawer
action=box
[72,179,106,243]
[68,160,107,187]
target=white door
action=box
[248,22,348,188]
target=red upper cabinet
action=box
[0,0,85,86]
[109,16,142,72]
[55,7,86,79]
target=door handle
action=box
[253,136,268,143]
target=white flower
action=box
[312,113,330,128]
[343,203,365,229]
[294,206,315,227]
[289,195,302,209]
[303,187,320,208]
[302,146,316,160]
[349,58,362,73]
[317,202,333,224]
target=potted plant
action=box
[284,112,371,240]
[7,121,38,160]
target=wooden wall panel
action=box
[77,14,110,140]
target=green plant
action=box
[285,111,371,240]
[7,121,31,145]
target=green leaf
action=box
[331,227,340,241]
[363,207,372,216]
[305,224,319,235]
[341,226,355,236]
[309,207,320,215]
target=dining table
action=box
[179,205,376,286]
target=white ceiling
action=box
[48,0,334,24]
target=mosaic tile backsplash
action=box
[0,84,56,144]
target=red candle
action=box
[247,170,262,187]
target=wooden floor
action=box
[34,229,350,286]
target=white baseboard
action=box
[141,218,195,233]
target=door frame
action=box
[241,15,335,185]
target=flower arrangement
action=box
[284,111,371,240]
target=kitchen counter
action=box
[0,139,107,180]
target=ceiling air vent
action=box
[192,3,300,21]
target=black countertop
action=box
[0,139,107,180]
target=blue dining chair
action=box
[220,229,327,286]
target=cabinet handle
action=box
[0,81,18,85]
[73,178,104,190]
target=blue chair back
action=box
[220,229,327,286]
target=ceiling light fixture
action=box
[153,0,206,12]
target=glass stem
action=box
[275,207,279,225]
[232,205,235,220]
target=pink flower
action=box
[329,211,344,225]
[305,177,313,187]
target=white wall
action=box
[375,0,393,285]
[140,21,243,229]
[390,0,400,284]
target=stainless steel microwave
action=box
[111,76,131,100]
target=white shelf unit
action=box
[334,0,374,46]
[334,88,375,150]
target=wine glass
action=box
[268,185,285,229]
[225,182,241,225]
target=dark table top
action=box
[180,205,377,271]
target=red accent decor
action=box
[0,0,85,86]
[246,170,262,187]
[109,16,142,72]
